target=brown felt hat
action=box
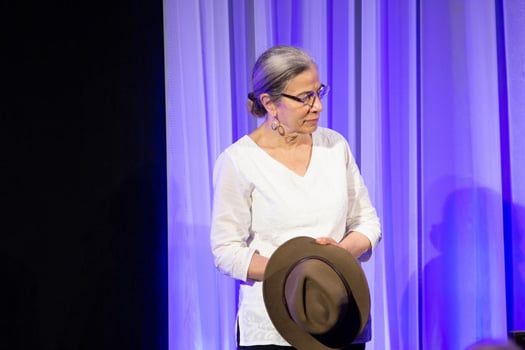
[263,236,370,350]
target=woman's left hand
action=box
[315,237,339,246]
[316,232,372,259]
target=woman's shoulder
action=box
[314,127,348,146]
[222,135,256,154]
[216,135,259,164]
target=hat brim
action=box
[263,236,370,350]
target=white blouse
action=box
[210,127,381,346]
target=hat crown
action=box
[284,258,350,335]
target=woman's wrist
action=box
[247,251,269,281]
[339,231,372,258]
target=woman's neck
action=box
[251,120,311,149]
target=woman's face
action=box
[273,66,324,135]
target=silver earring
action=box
[271,117,279,131]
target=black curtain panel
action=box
[1,1,168,349]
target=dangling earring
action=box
[271,116,285,136]
[271,116,279,131]
[270,116,285,136]
[277,124,285,136]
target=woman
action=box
[210,45,381,349]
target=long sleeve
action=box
[344,144,382,260]
[210,151,258,282]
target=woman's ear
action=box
[260,93,277,116]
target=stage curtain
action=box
[163,0,525,349]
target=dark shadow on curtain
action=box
[506,200,525,331]
[419,182,524,348]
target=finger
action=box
[315,237,337,245]
[315,237,327,245]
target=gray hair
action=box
[247,45,316,117]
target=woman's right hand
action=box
[247,252,269,281]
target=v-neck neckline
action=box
[246,133,316,178]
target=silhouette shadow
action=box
[400,176,525,349]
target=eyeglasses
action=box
[278,84,330,107]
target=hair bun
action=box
[247,92,266,117]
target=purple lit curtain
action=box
[163,1,525,349]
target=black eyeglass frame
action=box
[277,84,330,107]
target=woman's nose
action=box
[310,95,323,111]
